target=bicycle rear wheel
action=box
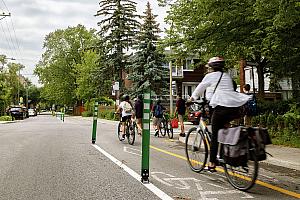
[185,127,208,172]
[127,123,135,145]
[117,122,124,141]
[223,138,259,191]
[167,121,173,139]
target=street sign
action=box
[113,82,119,91]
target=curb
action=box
[0,121,15,124]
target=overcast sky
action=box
[0,0,168,86]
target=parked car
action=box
[7,106,26,120]
[28,108,37,116]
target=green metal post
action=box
[141,90,151,183]
[91,102,98,144]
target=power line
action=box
[1,0,22,59]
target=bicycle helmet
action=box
[207,57,225,69]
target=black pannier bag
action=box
[248,127,272,161]
[218,127,248,167]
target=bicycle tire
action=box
[117,122,124,141]
[223,138,259,191]
[185,127,208,172]
[127,123,135,145]
[133,122,139,136]
[161,120,167,136]
[167,121,173,139]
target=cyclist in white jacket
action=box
[189,57,250,172]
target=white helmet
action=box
[208,57,225,68]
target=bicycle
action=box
[185,101,259,191]
[158,111,173,139]
[115,113,135,145]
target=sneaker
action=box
[154,130,159,137]
[179,133,186,137]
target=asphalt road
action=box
[0,115,299,200]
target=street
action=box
[0,114,299,200]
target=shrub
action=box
[98,110,117,120]
[82,111,93,117]
[0,116,13,121]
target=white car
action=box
[28,108,37,116]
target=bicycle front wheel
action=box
[185,127,208,172]
[127,124,135,145]
[223,138,259,191]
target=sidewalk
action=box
[178,135,300,171]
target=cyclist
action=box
[188,57,250,172]
[116,95,133,140]
[134,95,143,135]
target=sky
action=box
[0,0,168,86]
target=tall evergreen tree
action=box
[127,2,168,96]
[95,0,140,91]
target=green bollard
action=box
[141,90,151,183]
[91,102,98,144]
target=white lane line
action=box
[92,144,173,200]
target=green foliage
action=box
[251,103,300,147]
[95,0,141,90]
[35,25,100,106]
[0,116,13,121]
[163,0,300,98]
[98,110,117,121]
[82,111,93,117]
[127,2,168,96]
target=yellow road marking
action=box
[150,145,300,199]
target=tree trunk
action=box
[256,63,265,99]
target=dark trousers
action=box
[210,106,241,164]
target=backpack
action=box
[123,102,132,114]
[244,95,258,116]
[154,105,163,117]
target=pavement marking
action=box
[92,144,173,200]
[150,145,300,199]
[152,172,253,199]
[123,146,141,156]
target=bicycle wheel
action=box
[185,127,208,172]
[133,122,139,135]
[160,120,167,136]
[167,121,173,139]
[127,123,135,145]
[223,138,259,191]
[117,122,124,141]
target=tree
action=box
[35,25,99,106]
[76,50,112,101]
[127,2,168,96]
[95,0,140,91]
[163,0,300,98]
